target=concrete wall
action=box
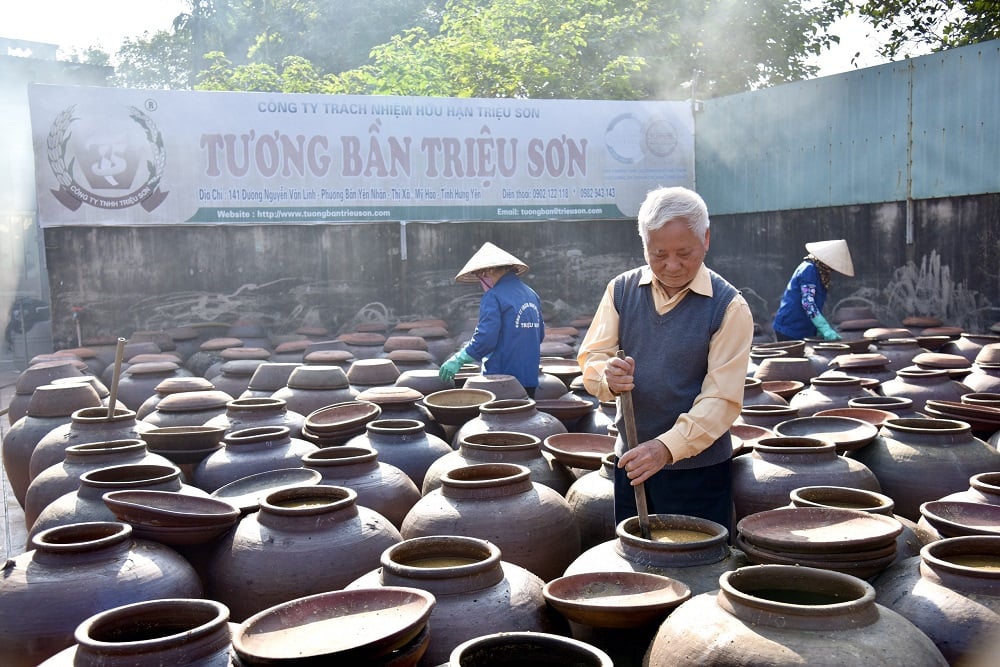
[44,190,1000,348]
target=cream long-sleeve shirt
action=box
[577,263,754,464]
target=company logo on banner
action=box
[28,85,694,227]
[45,103,169,213]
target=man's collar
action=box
[639,264,712,297]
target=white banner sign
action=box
[29,84,694,227]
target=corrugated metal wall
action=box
[697,40,1000,214]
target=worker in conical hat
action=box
[772,239,854,341]
[439,242,545,396]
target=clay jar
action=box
[208,359,266,398]
[240,361,301,398]
[564,514,748,597]
[348,535,568,666]
[24,439,174,530]
[873,536,1000,664]
[0,522,202,667]
[270,365,358,416]
[576,400,616,436]
[141,389,234,428]
[565,452,617,550]
[849,394,923,418]
[206,484,402,622]
[6,359,86,425]
[788,375,877,417]
[849,418,1000,521]
[401,463,581,582]
[302,445,421,529]
[28,463,209,543]
[734,404,799,430]
[422,430,576,496]
[202,396,306,438]
[873,338,927,372]
[356,385,448,440]
[191,425,318,493]
[731,436,881,524]
[962,366,1000,394]
[28,407,156,486]
[453,398,568,448]
[939,471,1000,506]
[649,564,947,666]
[883,367,972,410]
[742,377,787,407]
[2,381,103,507]
[345,418,452,490]
[38,598,233,667]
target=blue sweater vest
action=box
[613,267,737,470]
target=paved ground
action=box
[1,368,29,560]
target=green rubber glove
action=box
[439,348,476,382]
[810,313,842,341]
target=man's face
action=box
[643,218,709,295]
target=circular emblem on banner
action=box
[643,117,679,158]
[604,113,645,164]
[46,104,169,212]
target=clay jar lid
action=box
[395,319,448,332]
[543,572,691,629]
[304,349,355,365]
[247,363,302,391]
[296,325,329,337]
[903,315,944,328]
[863,327,914,341]
[26,382,103,417]
[287,365,350,389]
[157,390,234,412]
[737,506,902,554]
[154,376,215,394]
[408,326,449,339]
[14,359,85,393]
[337,331,386,347]
[543,333,576,345]
[128,353,183,364]
[542,433,616,470]
[387,349,435,364]
[912,352,972,369]
[166,326,199,341]
[919,500,1000,538]
[975,343,1000,366]
[383,335,429,353]
[347,358,401,386]
[304,400,382,435]
[830,352,890,369]
[422,388,496,426]
[123,341,161,359]
[200,337,244,351]
[274,339,312,354]
[356,386,423,405]
[219,347,271,361]
[922,326,964,338]
[125,360,181,376]
[462,374,528,400]
[55,347,98,360]
[540,341,575,358]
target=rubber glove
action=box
[810,313,842,341]
[439,348,476,382]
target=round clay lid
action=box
[154,377,215,394]
[837,318,882,331]
[387,349,435,363]
[351,322,389,334]
[220,347,271,360]
[219,359,268,376]
[829,353,890,369]
[356,386,423,404]
[304,349,355,365]
[546,326,580,337]
[157,390,234,412]
[346,358,401,385]
[395,319,448,331]
[913,352,972,369]
[863,327,914,341]
[383,335,429,352]
[408,326,449,339]
[902,316,943,328]
[295,326,329,337]
[541,341,576,357]
[125,360,180,375]
[166,326,199,341]
[337,332,387,346]
[274,339,312,353]
[200,337,244,351]
[543,334,576,345]
[287,365,350,389]
[57,347,98,359]
[128,353,183,364]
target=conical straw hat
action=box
[455,242,529,283]
[805,239,854,276]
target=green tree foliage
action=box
[113,31,193,90]
[855,0,1000,59]
[268,0,843,99]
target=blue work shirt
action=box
[464,271,545,389]
[772,260,827,339]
